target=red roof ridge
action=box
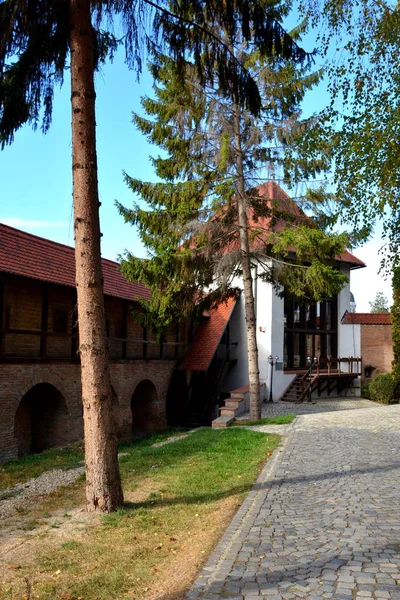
[341,311,391,325]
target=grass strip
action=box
[0,443,85,490]
[1,428,280,600]
[232,413,296,426]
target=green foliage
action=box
[301,0,400,271]
[391,268,400,387]
[119,41,348,332]
[0,0,119,147]
[369,292,390,313]
[0,0,311,146]
[369,373,398,405]
[361,382,370,399]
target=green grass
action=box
[232,413,296,426]
[0,431,187,492]
[1,428,280,600]
[0,442,84,491]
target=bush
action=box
[369,373,399,404]
[361,382,370,399]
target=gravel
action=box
[0,466,85,519]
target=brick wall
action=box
[361,324,393,380]
[0,361,175,462]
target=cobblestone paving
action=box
[259,397,377,419]
[186,404,400,600]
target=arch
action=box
[131,379,160,434]
[14,383,68,457]
[15,371,70,413]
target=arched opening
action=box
[131,380,159,434]
[14,383,68,457]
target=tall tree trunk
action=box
[233,101,261,421]
[70,0,124,512]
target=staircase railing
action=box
[206,342,238,412]
[299,357,319,403]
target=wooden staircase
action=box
[280,357,362,403]
[280,371,318,403]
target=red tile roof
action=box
[257,182,365,268]
[217,181,365,268]
[0,223,150,302]
[182,295,238,371]
[341,312,391,325]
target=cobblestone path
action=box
[187,404,400,600]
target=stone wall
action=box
[0,360,175,462]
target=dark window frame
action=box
[284,296,338,369]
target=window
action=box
[284,296,338,369]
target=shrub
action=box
[369,373,399,404]
[361,382,370,399]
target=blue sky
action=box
[0,36,391,312]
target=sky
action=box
[0,37,393,314]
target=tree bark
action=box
[233,101,261,421]
[69,0,124,512]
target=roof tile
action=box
[182,295,237,371]
[341,312,391,325]
[0,223,150,302]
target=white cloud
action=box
[0,217,65,228]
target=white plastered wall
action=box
[220,265,296,400]
[255,268,295,400]
[338,263,361,358]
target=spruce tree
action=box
[119,30,348,421]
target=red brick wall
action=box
[361,324,393,379]
[0,361,175,462]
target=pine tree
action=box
[118,32,348,421]
[0,0,310,509]
[369,292,390,313]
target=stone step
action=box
[212,416,234,428]
[230,392,246,399]
[220,407,236,417]
[224,400,242,409]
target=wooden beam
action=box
[71,289,78,359]
[122,301,128,359]
[40,283,49,358]
[0,275,4,358]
